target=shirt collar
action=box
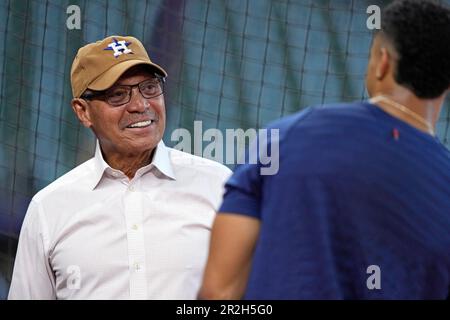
[150,140,176,181]
[88,140,111,190]
[88,140,176,190]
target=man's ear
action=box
[71,98,93,128]
[375,47,391,80]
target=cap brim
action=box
[88,60,168,91]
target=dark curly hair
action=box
[381,0,450,98]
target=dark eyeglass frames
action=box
[81,75,165,107]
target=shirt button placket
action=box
[123,183,147,299]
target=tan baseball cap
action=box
[70,35,167,98]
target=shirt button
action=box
[129,185,135,192]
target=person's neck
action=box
[102,146,155,179]
[370,89,444,136]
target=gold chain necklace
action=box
[370,95,435,136]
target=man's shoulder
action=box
[167,147,232,178]
[263,102,363,133]
[32,158,95,203]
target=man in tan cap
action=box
[8,35,231,299]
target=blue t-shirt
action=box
[220,102,450,299]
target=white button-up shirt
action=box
[8,141,232,300]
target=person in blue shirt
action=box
[198,0,450,299]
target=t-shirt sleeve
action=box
[219,107,313,220]
[218,131,273,219]
[218,162,262,219]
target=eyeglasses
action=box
[81,75,165,107]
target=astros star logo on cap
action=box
[104,38,133,58]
